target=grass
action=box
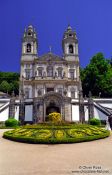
[0,126,19,129]
[3,124,110,144]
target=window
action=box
[69,34,73,37]
[47,66,53,77]
[57,67,63,78]
[58,88,63,95]
[71,90,75,99]
[38,69,42,77]
[27,43,31,53]
[69,44,74,54]
[25,88,29,98]
[28,32,31,36]
[25,69,30,79]
[26,64,30,68]
[37,67,43,77]
[69,69,74,79]
[38,89,42,96]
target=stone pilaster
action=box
[39,104,44,122]
[88,91,94,119]
[33,98,44,123]
[79,80,85,123]
[33,98,38,123]
[64,97,72,121]
[79,98,85,123]
[19,98,25,124]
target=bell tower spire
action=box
[22,25,38,59]
[62,25,79,61]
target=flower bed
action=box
[3,124,110,144]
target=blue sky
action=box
[0,0,112,72]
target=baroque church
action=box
[19,25,82,123]
[0,24,111,124]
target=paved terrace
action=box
[0,129,112,175]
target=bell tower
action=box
[19,25,38,99]
[62,25,79,62]
[21,25,38,61]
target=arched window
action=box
[27,43,31,53]
[69,44,74,54]
[47,66,53,77]
[28,32,31,36]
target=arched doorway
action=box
[46,102,60,121]
[46,103,60,115]
[43,92,64,121]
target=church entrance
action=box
[46,106,60,115]
[43,92,64,122]
[46,101,60,121]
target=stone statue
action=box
[105,116,111,130]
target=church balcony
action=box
[22,76,79,83]
[33,76,78,81]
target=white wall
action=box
[94,107,107,121]
[100,103,112,108]
[25,105,33,121]
[72,105,79,121]
[0,107,9,121]
[0,103,5,107]
[14,106,19,121]
[84,106,89,121]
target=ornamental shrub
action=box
[5,118,20,127]
[48,112,62,123]
[89,118,101,126]
[3,125,110,144]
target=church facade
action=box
[19,25,82,123]
[0,25,111,124]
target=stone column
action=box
[9,97,15,118]
[33,98,38,123]
[61,103,65,121]
[19,98,25,124]
[88,91,94,119]
[79,91,85,123]
[39,104,44,122]
[64,97,72,121]
[33,98,44,123]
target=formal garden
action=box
[3,112,110,144]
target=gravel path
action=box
[0,129,112,175]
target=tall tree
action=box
[0,72,19,95]
[81,53,112,97]
[0,81,10,93]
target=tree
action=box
[0,72,19,95]
[0,81,10,93]
[81,53,112,97]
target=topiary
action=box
[89,118,101,126]
[5,118,20,127]
[48,112,62,124]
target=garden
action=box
[3,112,110,144]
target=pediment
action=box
[38,52,64,61]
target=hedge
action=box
[5,118,20,127]
[3,124,110,144]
